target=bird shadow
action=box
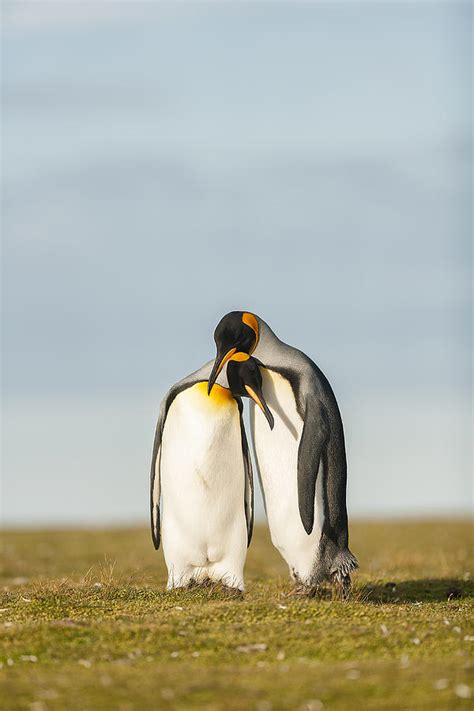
[260,369,299,439]
[355,578,474,605]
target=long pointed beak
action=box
[245,385,274,430]
[207,348,237,395]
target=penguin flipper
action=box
[238,400,254,546]
[150,397,168,550]
[297,396,329,535]
[150,361,215,550]
[150,385,188,550]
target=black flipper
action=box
[150,393,170,550]
[238,399,254,546]
[150,365,211,550]
[297,396,329,535]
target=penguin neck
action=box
[253,315,304,368]
[254,316,283,352]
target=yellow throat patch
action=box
[192,381,235,408]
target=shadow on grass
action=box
[358,578,474,604]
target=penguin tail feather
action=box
[330,549,359,583]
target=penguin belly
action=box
[252,369,324,586]
[160,383,247,590]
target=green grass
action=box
[1,520,472,710]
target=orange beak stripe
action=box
[245,385,265,414]
[215,348,237,379]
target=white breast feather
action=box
[252,369,324,585]
[159,385,248,590]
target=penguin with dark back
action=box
[208,311,358,594]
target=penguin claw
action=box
[287,584,319,598]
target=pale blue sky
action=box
[2,1,472,524]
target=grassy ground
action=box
[0,520,472,710]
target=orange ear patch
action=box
[242,312,259,347]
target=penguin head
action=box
[208,311,259,394]
[227,354,274,430]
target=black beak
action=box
[245,383,274,430]
[208,347,236,395]
[259,393,274,430]
[207,358,220,395]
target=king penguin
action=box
[208,311,358,592]
[150,353,273,591]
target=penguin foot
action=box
[199,579,244,598]
[222,585,244,600]
[287,584,319,598]
[184,577,244,598]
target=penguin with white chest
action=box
[150,354,273,591]
[208,311,358,593]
